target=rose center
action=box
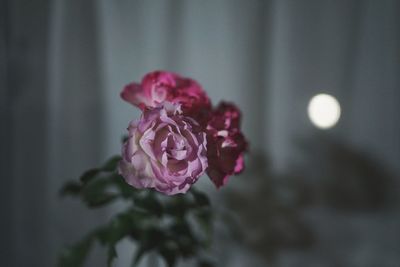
[166,134,187,160]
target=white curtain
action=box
[2,0,399,266]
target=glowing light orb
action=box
[308,94,341,129]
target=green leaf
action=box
[107,246,118,267]
[113,175,138,198]
[98,208,150,245]
[197,259,215,267]
[135,193,163,217]
[101,156,122,172]
[81,178,115,207]
[86,193,118,208]
[80,169,100,184]
[58,235,94,267]
[194,209,213,247]
[107,212,136,243]
[93,226,110,245]
[164,195,190,218]
[79,155,121,185]
[60,181,82,196]
[159,241,178,267]
[140,227,165,250]
[131,245,147,267]
[191,188,210,207]
[169,220,198,257]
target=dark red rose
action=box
[206,102,248,188]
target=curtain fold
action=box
[1,1,50,266]
[46,0,107,266]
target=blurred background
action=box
[1,0,400,266]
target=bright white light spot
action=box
[308,94,341,129]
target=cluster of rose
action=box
[120,71,248,195]
[59,71,247,267]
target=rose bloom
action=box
[121,71,211,124]
[119,102,208,195]
[206,102,248,188]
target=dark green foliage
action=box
[59,234,95,267]
[197,259,215,267]
[59,156,214,267]
[190,187,210,207]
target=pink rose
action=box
[118,102,208,195]
[206,102,248,188]
[121,71,211,124]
